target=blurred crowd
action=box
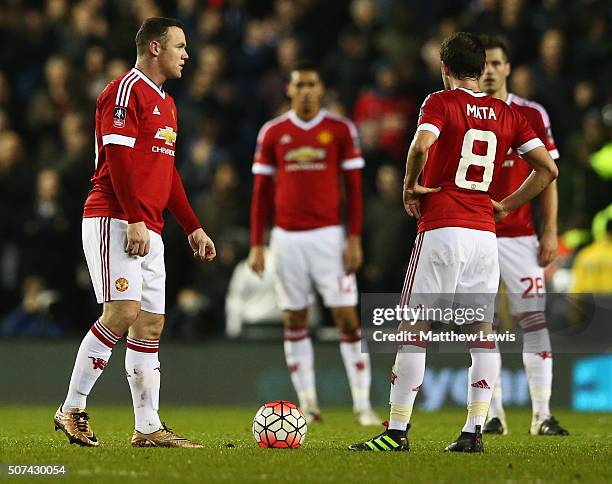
[0,0,610,338]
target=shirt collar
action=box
[288,109,327,130]
[457,87,487,97]
[132,68,166,99]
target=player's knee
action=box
[129,313,165,340]
[331,306,359,333]
[144,325,163,340]
[283,309,308,329]
[100,301,140,333]
[145,318,164,340]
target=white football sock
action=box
[487,340,505,420]
[340,329,372,413]
[284,328,318,413]
[63,320,120,410]
[463,346,499,433]
[125,337,162,434]
[389,345,426,431]
[522,325,553,420]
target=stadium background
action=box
[0,0,610,410]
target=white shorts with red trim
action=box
[82,217,166,314]
[497,235,546,315]
[270,225,358,310]
[400,227,499,324]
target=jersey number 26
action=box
[455,128,497,192]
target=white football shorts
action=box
[400,227,499,324]
[82,217,166,314]
[270,225,358,310]
[497,235,546,315]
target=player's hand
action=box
[343,235,363,274]
[125,221,150,257]
[248,245,266,276]
[403,185,441,218]
[492,200,510,222]
[188,228,216,262]
[538,230,558,267]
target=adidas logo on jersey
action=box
[153,105,161,115]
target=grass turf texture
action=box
[0,407,610,483]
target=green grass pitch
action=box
[1,406,610,483]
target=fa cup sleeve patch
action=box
[113,106,127,128]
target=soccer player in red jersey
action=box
[54,18,215,448]
[480,36,568,436]
[249,62,380,426]
[349,33,557,452]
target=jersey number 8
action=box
[455,128,497,192]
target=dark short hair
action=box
[135,17,184,56]
[291,60,319,74]
[289,61,324,84]
[480,34,511,62]
[440,32,485,80]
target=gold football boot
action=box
[53,405,99,447]
[131,423,203,448]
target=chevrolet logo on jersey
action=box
[154,126,177,146]
[285,146,326,163]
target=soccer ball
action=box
[252,400,307,448]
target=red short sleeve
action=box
[535,105,559,159]
[511,110,544,156]
[99,76,140,149]
[252,122,277,176]
[339,118,365,170]
[416,93,445,138]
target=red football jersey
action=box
[489,93,559,237]
[416,88,542,234]
[252,109,364,231]
[84,68,179,234]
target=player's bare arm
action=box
[248,245,265,275]
[125,221,151,257]
[403,130,441,218]
[188,228,216,262]
[343,235,363,274]
[491,200,510,222]
[497,146,558,217]
[537,179,558,266]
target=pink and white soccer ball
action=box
[252,400,307,448]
